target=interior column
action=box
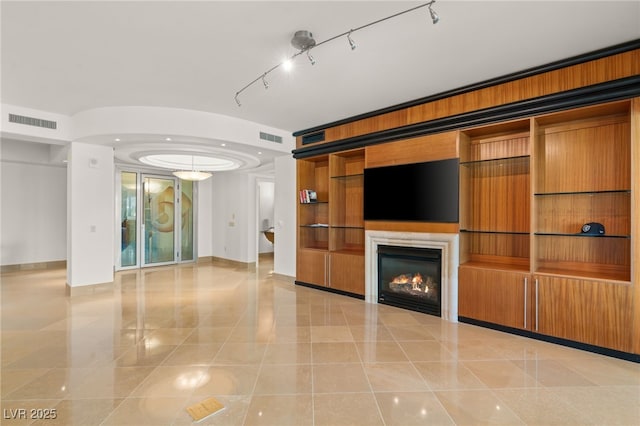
[66,142,115,289]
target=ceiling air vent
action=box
[259,131,283,144]
[8,113,57,129]
[301,130,325,145]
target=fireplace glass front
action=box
[377,245,441,316]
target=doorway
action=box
[117,171,195,270]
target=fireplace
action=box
[378,245,441,316]
[365,231,458,322]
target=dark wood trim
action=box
[293,75,640,159]
[293,38,640,137]
[294,280,365,300]
[459,317,640,364]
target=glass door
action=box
[142,175,179,266]
[117,171,196,270]
[180,179,195,262]
[120,171,139,268]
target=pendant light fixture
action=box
[173,156,212,181]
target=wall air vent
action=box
[301,130,325,145]
[8,113,57,129]
[259,131,283,144]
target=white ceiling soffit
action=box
[116,143,263,171]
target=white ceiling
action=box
[1,1,639,168]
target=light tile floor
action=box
[1,258,639,425]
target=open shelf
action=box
[535,223,630,282]
[459,121,531,273]
[534,189,630,196]
[460,155,530,167]
[296,148,366,295]
[459,260,530,273]
[535,233,630,239]
[297,155,330,252]
[460,154,529,234]
[329,149,365,253]
[299,226,329,251]
[461,230,529,235]
[532,105,631,285]
[459,119,530,163]
[534,107,630,195]
[330,149,365,178]
[460,230,530,271]
[331,173,364,179]
[330,224,364,254]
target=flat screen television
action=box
[363,158,459,223]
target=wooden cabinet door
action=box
[296,250,327,287]
[329,252,365,295]
[534,275,633,352]
[458,267,530,330]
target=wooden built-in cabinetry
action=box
[296,149,365,296]
[458,100,634,353]
[294,43,639,359]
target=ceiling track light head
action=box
[306,50,316,65]
[262,74,269,89]
[291,30,316,51]
[347,30,356,50]
[428,1,440,24]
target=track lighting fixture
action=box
[234,0,440,106]
[347,30,356,50]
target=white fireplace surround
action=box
[365,231,459,322]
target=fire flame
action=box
[389,273,430,293]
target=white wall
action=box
[210,171,250,263]
[67,142,114,286]
[273,155,296,277]
[0,141,298,274]
[1,103,298,272]
[197,177,213,257]
[0,154,67,265]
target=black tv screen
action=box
[364,158,459,222]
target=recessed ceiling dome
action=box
[139,154,239,171]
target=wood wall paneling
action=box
[536,276,633,352]
[295,42,640,357]
[297,50,639,147]
[364,221,459,234]
[296,250,327,287]
[630,98,640,354]
[364,131,458,168]
[329,252,365,295]
[458,267,529,330]
[535,119,630,194]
